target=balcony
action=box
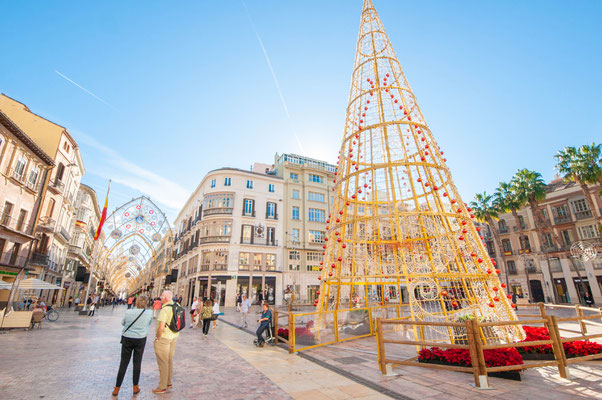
[553,214,572,224]
[574,210,593,220]
[242,211,256,218]
[30,252,50,267]
[48,178,65,195]
[37,216,56,232]
[203,207,233,217]
[199,235,231,244]
[502,250,513,256]
[57,227,71,243]
[266,213,279,220]
[499,227,509,234]
[0,252,29,268]
[200,264,210,271]
[240,237,278,246]
[525,265,540,274]
[0,215,33,236]
[214,264,228,271]
[68,245,90,264]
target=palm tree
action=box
[555,144,602,228]
[512,168,584,303]
[470,192,509,287]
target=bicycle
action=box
[45,306,59,322]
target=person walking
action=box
[200,300,213,336]
[68,296,73,309]
[255,302,272,347]
[152,297,162,319]
[88,301,96,317]
[127,296,134,309]
[112,295,153,397]
[212,298,221,329]
[240,294,251,329]
[112,297,117,310]
[236,293,242,312]
[152,291,180,394]
[189,297,198,328]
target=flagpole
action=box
[82,180,110,312]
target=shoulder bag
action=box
[121,309,146,343]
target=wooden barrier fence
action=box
[376,309,602,389]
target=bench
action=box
[0,309,34,329]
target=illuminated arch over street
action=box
[103,196,172,292]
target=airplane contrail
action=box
[55,70,115,109]
[241,0,304,152]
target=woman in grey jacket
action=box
[113,295,153,396]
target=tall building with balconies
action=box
[172,165,283,307]
[63,184,100,304]
[0,94,84,300]
[0,109,54,308]
[483,178,602,305]
[273,153,336,304]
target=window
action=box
[291,228,300,243]
[571,199,589,213]
[578,225,599,239]
[210,179,216,188]
[292,189,300,199]
[518,215,526,230]
[498,220,508,233]
[266,254,276,271]
[204,193,233,209]
[268,184,275,193]
[243,199,255,216]
[308,191,325,202]
[254,254,262,270]
[13,156,27,181]
[289,264,300,271]
[292,206,300,220]
[307,252,323,262]
[290,172,299,180]
[44,198,55,218]
[502,239,512,253]
[309,230,325,243]
[554,205,568,217]
[28,167,39,188]
[521,235,531,251]
[56,163,65,181]
[307,265,320,272]
[246,180,253,189]
[561,230,572,246]
[1,202,13,225]
[507,260,517,275]
[224,177,231,186]
[239,252,250,270]
[16,209,27,231]
[308,208,325,222]
[266,202,277,219]
[289,250,300,260]
[308,174,323,183]
[241,225,253,243]
[544,233,554,249]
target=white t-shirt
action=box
[213,302,220,314]
[191,300,198,312]
[241,299,251,313]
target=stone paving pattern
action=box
[0,305,388,400]
[219,306,602,400]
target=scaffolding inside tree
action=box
[314,0,524,346]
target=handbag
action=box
[121,309,145,343]
[211,314,218,321]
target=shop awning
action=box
[0,280,12,290]
[18,278,63,290]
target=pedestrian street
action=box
[0,306,387,400]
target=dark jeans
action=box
[88,308,95,316]
[116,336,146,387]
[202,318,211,335]
[256,323,269,344]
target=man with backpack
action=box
[152,290,184,394]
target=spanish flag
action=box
[94,180,111,241]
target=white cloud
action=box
[74,131,190,213]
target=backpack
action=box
[167,302,186,332]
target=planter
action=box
[419,359,522,381]
[520,352,555,361]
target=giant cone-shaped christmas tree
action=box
[315,0,523,344]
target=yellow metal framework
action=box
[314,0,523,346]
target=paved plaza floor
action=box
[0,305,387,400]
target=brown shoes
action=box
[133,385,140,394]
[152,388,167,394]
[112,387,120,396]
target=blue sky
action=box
[1,0,601,222]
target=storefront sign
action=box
[0,271,18,276]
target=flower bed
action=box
[418,347,523,380]
[518,326,602,359]
[277,326,316,345]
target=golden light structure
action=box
[315,0,523,344]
